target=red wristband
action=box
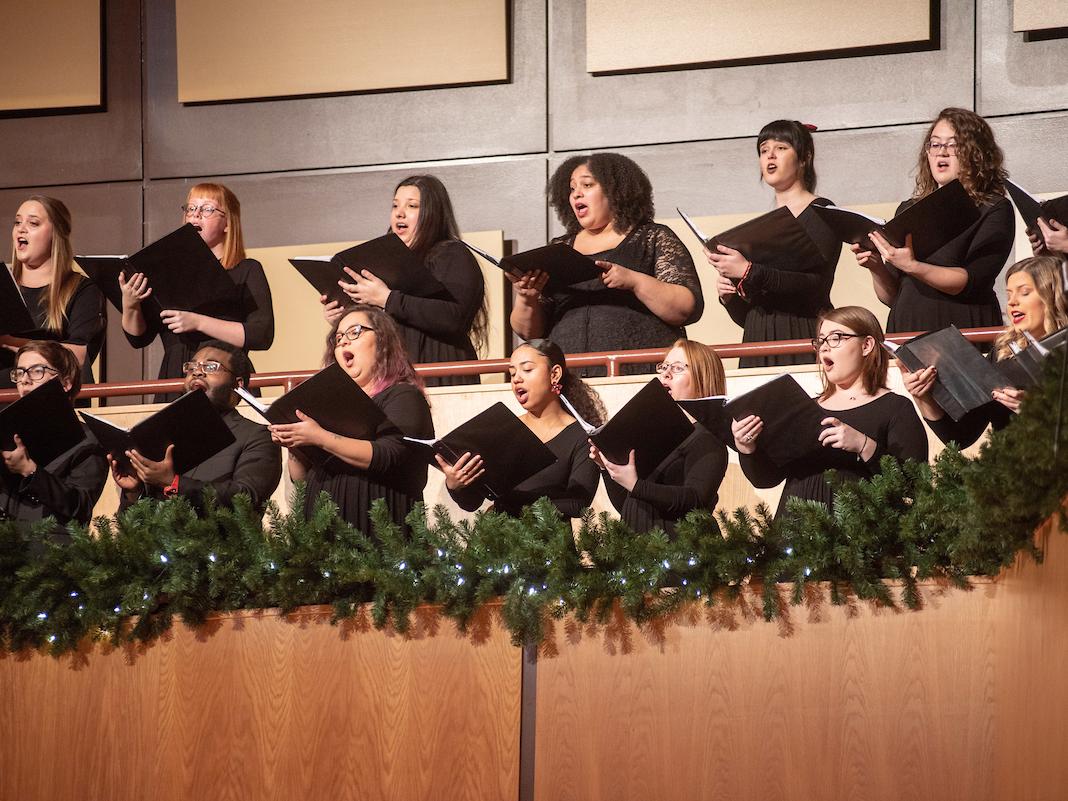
[163,475,180,498]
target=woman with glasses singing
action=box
[852,108,1014,335]
[510,153,703,376]
[269,304,433,537]
[440,338,605,518]
[322,174,487,386]
[591,339,729,536]
[2,196,105,397]
[732,307,927,516]
[120,183,275,402]
[706,120,840,368]
[1,341,107,529]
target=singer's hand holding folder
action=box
[0,379,86,467]
[461,241,604,292]
[723,375,827,467]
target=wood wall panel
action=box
[532,515,1068,801]
[175,0,508,103]
[586,0,932,73]
[0,607,521,801]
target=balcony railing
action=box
[0,327,1003,403]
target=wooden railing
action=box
[0,327,1003,403]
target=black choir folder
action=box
[1,261,46,337]
[0,378,85,467]
[583,379,694,478]
[404,403,556,499]
[812,179,980,262]
[80,390,235,475]
[677,206,824,271]
[461,241,603,292]
[675,395,732,446]
[886,326,1013,422]
[289,233,446,306]
[990,328,1068,390]
[723,375,827,467]
[1005,181,1068,238]
[75,224,243,317]
[236,363,386,467]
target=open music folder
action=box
[1005,181,1068,240]
[723,375,827,467]
[80,389,235,475]
[461,240,604,292]
[1,261,47,337]
[236,363,387,467]
[677,206,824,270]
[404,402,557,499]
[0,378,85,467]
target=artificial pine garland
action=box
[2,359,1065,657]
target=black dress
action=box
[0,278,106,392]
[925,349,1014,449]
[0,423,107,529]
[722,198,839,369]
[303,382,434,538]
[448,421,599,518]
[544,223,704,377]
[886,196,1014,335]
[739,392,928,516]
[604,425,727,539]
[383,240,484,387]
[124,258,275,403]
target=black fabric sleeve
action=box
[448,482,489,513]
[19,443,108,525]
[628,440,727,519]
[368,385,434,475]
[237,260,275,351]
[176,427,282,512]
[862,395,929,475]
[651,225,704,325]
[925,402,1010,450]
[740,259,832,302]
[63,279,106,347]
[544,438,600,517]
[958,199,1015,299]
[124,304,162,349]
[603,471,630,515]
[384,241,484,340]
[739,447,788,489]
[721,292,751,328]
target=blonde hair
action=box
[10,195,84,334]
[995,256,1068,360]
[816,306,889,401]
[186,183,246,269]
[670,338,726,398]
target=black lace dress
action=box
[721,198,839,368]
[543,223,704,376]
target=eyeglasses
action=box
[9,364,58,383]
[924,140,958,155]
[181,204,226,218]
[811,332,863,350]
[654,361,688,376]
[335,323,375,345]
[181,360,232,375]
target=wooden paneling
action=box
[0,606,521,801]
[0,0,101,112]
[175,0,508,103]
[533,514,1068,801]
[1013,0,1068,31]
[586,0,932,73]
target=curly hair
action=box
[547,153,654,236]
[324,304,425,396]
[520,338,607,427]
[995,256,1068,360]
[757,120,818,193]
[913,108,1008,205]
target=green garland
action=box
[2,359,1066,657]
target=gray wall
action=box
[2,0,1066,385]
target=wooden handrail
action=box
[0,327,1003,403]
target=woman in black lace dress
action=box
[120,182,275,402]
[510,153,703,376]
[854,108,1014,335]
[705,120,839,368]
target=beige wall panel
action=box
[1012,0,1068,31]
[247,231,505,383]
[0,0,100,111]
[586,0,931,73]
[175,0,508,103]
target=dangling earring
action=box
[550,380,562,396]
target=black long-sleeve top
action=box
[124,258,275,403]
[303,382,434,537]
[0,277,106,392]
[924,348,1014,449]
[0,423,107,528]
[603,425,727,539]
[383,239,485,387]
[544,223,704,377]
[740,392,928,516]
[886,196,1014,334]
[722,198,839,368]
[448,421,598,518]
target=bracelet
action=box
[857,435,869,463]
[163,474,180,498]
[737,261,753,299]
